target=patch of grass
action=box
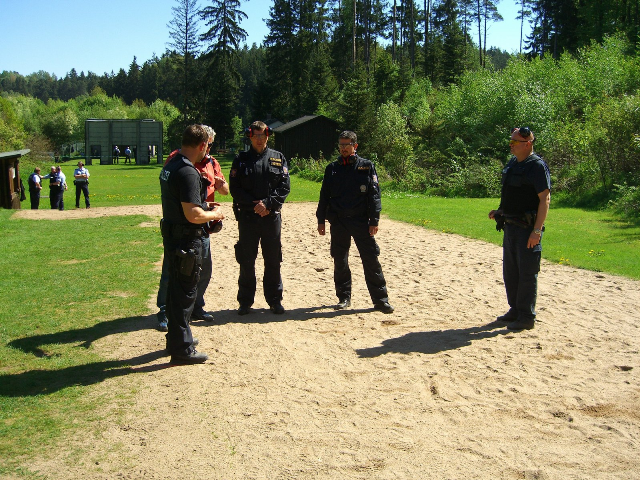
[0,210,162,475]
[381,193,640,280]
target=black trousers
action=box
[330,216,389,305]
[75,183,90,207]
[235,212,283,307]
[164,235,203,356]
[29,191,40,209]
[502,224,541,321]
[49,186,61,209]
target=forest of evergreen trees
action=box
[1,0,640,213]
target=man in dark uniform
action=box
[42,166,61,209]
[229,121,290,315]
[160,124,224,364]
[489,127,551,331]
[28,167,42,209]
[316,130,394,314]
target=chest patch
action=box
[230,168,237,178]
[269,158,282,167]
[357,166,370,171]
[360,185,367,193]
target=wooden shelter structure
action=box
[273,115,340,160]
[84,119,163,165]
[0,149,29,209]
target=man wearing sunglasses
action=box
[489,127,551,330]
[190,125,229,323]
[316,130,394,314]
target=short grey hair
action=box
[202,124,216,142]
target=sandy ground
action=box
[12,203,640,479]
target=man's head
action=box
[77,161,84,168]
[338,131,358,160]
[201,125,216,155]
[509,126,535,161]
[249,121,269,153]
[50,166,56,172]
[181,124,210,163]
[34,167,41,174]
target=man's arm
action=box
[181,203,224,224]
[528,189,550,248]
[212,159,229,195]
[316,165,331,235]
[367,162,382,227]
[265,156,291,211]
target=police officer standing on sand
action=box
[229,121,290,316]
[316,130,394,314]
[160,124,224,364]
[489,127,551,331]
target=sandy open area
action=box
[13,203,640,479]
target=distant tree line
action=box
[2,0,640,216]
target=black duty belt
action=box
[234,205,280,216]
[160,219,204,238]
[503,212,536,229]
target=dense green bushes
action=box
[1,88,181,156]
[292,35,640,218]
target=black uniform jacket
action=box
[316,154,382,227]
[229,147,290,212]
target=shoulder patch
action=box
[230,168,237,178]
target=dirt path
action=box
[14,203,640,479]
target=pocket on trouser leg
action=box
[522,250,541,275]
[234,242,242,264]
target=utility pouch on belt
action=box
[177,249,196,276]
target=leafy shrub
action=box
[289,154,328,182]
[609,184,640,221]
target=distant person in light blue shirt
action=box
[56,166,67,210]
[73,161,91,208]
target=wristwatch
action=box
[533,228,542,235]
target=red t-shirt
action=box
[194,155,225,203]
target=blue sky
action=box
[0,0,530,78]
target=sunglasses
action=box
[511,126,534,140]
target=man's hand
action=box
[209,205,224,221]
[527,231,542,249]
[318,223,325,236]
[253,200,270,217]
[488,209,502,220]
[369,225,378,236]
